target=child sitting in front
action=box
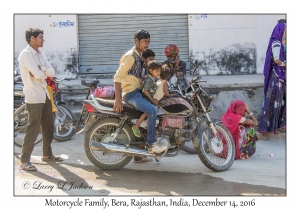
[132,62,171,137]
[153,64,172,101]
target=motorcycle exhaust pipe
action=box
[90,142,152,157]
[91,137,170,157]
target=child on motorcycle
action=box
[132,62,172,137]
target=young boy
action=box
[132,60,162,137]
[141,49,155,80]
[132,62,173,136]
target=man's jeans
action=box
[124,89,157,144]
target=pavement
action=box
[14,131,286,196]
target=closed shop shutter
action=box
[78,14,189,74]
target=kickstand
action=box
[155,158,160,162]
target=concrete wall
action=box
[14,14,78,78]
[206,85,264,120]
[188,14,285,75]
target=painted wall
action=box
[206,86,264,120]
[14,14,286,78]
[188,14,286,75]
[14,14,78,78]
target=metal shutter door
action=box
[78,14,188,74]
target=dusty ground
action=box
[14,132,286,196]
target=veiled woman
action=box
[258,21,286,134]
[221,100,258,160]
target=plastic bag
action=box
[94,86,115,98]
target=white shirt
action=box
[153,79,166,101]
[18,45,55,103]
[272,41,281,60]
[168,75,177,86]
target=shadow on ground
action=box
[14,153,285,196]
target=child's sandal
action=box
[132,126,141,137]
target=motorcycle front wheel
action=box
[84,118,133,170]
[197,122,235,172]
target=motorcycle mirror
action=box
[191,75,202,83]
[192,59,200,76]
[194,59,198,66]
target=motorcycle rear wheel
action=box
[84,118,133,170]
[197,122,235,172]
[14,104,42,147]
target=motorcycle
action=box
[14,74,76,146]
[168,73,197,154]
[78,71,235,172]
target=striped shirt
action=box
[113,47,144,99]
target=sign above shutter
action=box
[78,14,189,74]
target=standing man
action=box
[113,29,166,154]
[18,28,63,171]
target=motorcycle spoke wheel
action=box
[14,104,42,147]
[90,124,130,164]
[84,118,133,169]
[53,104,75,141]
[197,123,235,172]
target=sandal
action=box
[20,162,37,171]
[41,155,63,162]
[132,126,141,137]
[240,153,249,160]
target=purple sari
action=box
[263,22,286,95]
[258,22,286,133]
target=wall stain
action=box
[205,86,264,119]
[190,43,257,76]
[205,86,258,98]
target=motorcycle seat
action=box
[94,97,144,118]
[81,79,114,88]
[81,80,100,88]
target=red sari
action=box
[220,100,246,159]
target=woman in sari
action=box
[258,21,286,134]
[221,100,258,160]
